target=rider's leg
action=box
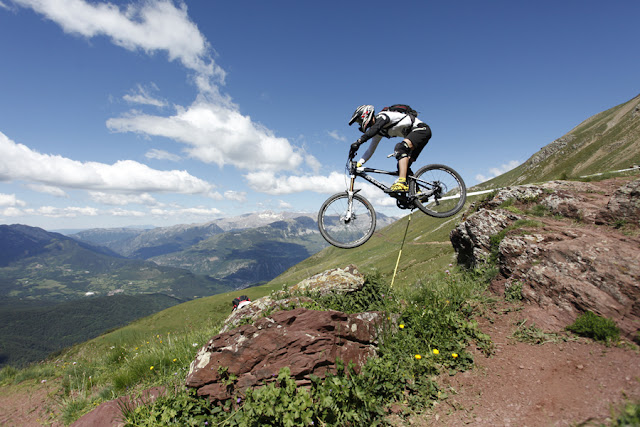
[397,138,413,180]
[389,139,414,192]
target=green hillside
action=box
[475,94,640,190]
[268,208,467,289]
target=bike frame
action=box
[345,161,437,209]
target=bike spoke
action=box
[318,193,376,248]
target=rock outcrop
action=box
[185,264,385,403]
[451,177,640,340]
[186,307,384,403]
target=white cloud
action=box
[23,205,99,218]
[145,148,182,162]
[89,191,160,206]
[1,207,23,217]
[245,171,346,195]
[327,130,346,142]
[224,190,246,202]
[107,100,304,172]
[109,208,146,217]
[0,193,26,207]
[150,206,221,217]
[123,84,167,107]
[0,131,214,195]
[475,160,521,183]
[12,0,223,93]
[0,1,11,10]
[278,200,292,210]
[304,154,322,174]
[26,183,68,197]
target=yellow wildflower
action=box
[173,358,177,362]
[399,324,405,329]
[414,354,422,360]
[432,349,439,355]
[452,353,458,358]
[150,366,154,370]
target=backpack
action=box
[379,104,419,137]
[232,295,250,310]
[381,104,418,118]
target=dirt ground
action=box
[2,299,639,426]
[414,299,640,426]
[0,380,63,426]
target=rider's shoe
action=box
[388,178,408,193]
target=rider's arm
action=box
[357,114,390,145]
[358,135,383,165]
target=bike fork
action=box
[343,174,357,222]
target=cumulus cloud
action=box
[0,131,213,194]
[245,171,346,196]
[24,205,99,218]
[108,101,305,171]
[1,207,23,217]
[11,0,223,93]
[475,160,521,183]
[145,148,182,162]
[245,170,400,210]
[224,190,246,202]
[26,183,68,197]
[0,193,26,207]
[14,0,307,177]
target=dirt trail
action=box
[0,380,63,426]
[417,299,640,426]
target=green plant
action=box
[566,311,620,344]
[504,281,523,302]
[123,269,492,425]
[610,401,640,426]
[512,320,562,345]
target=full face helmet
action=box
[348,105,375,132]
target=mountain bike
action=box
[317,151,467,248]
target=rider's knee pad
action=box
[394,141,410,160]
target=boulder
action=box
[220,264,365,334]
[185,307,385,403]
[596,178,640,225]
[286,264,365,295]
[451,178,640,340]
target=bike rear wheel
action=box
[317,192,376,248]
[410,164,467,217]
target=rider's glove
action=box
[349,141,362,159]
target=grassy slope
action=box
[475,94,640,190]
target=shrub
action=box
[566,311,620,344]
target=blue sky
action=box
[0,0,638,230]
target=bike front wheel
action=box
[410,164,467,217]
[317,192,376,249]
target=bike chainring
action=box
[395,198,414,210]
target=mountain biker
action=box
[348,105,432,192]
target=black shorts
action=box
[406,124,431,162]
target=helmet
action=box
[349,105,375,132]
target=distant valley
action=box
[69,211,397,288]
